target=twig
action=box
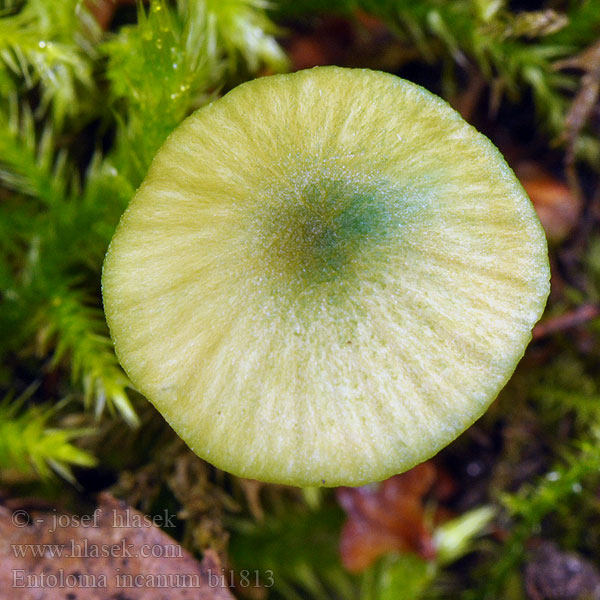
[532,304,600,340]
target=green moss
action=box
[2,0,600,596]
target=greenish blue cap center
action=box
[255,176,397,301]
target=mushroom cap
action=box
[102,66,550,487]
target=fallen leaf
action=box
[516,162,581,243]
[0,492,235,599]
[86,0,139,30]
[286,17,355,71]
[336,463,453,573]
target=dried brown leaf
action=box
[517,162,581,243]
[336,463,453,573]
[0,493,235,599]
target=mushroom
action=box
[102,66,550,487]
